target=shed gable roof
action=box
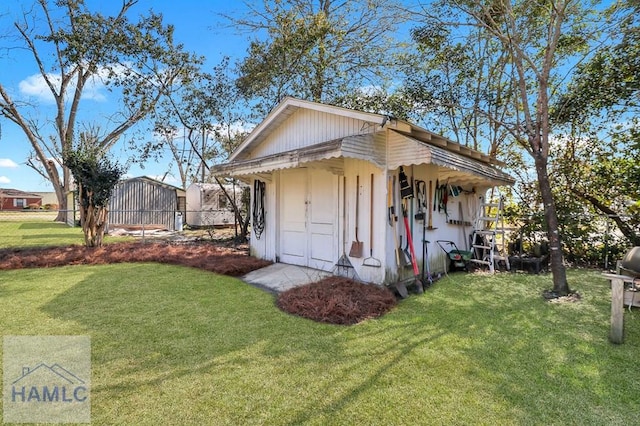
[216,97,513,185]
[230,97,387,162]
[230,97,505,167]
[117,176,186,196]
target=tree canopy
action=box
[228,0,408,116]
[550,0,640,247]
[0,0,202,221]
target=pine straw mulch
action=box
[0,241,271,277]
[276,276,397,325]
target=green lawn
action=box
[0,219,83,248]
[1,263,639,425]
[0,219,132,248]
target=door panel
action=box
[280,169,307,265]
[308,169,337,270]
[279,168,337,270]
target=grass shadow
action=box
[19,222,69,230]
[20,233,83,240]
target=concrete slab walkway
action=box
[242,263,331,293]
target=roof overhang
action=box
[213,132,514,187]
[388,131,514,186]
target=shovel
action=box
[349,174,363,257]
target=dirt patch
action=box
[0,241,271,277]
[546,293,582,304]
[543,289,582,303]
[276,276,397,325]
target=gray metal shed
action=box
[108,176,186,231]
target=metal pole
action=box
[604,215,610,270]
[201,127,206,183]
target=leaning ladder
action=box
[469,197,510,273]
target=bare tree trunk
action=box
[77,185,108,247]
[81,204,108,247]
[534,151,570,295]
[46,160,69,223]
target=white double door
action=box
[279,168,338,271]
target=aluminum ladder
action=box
[469,197,510,273]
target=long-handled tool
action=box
[392,175,409,266]
[363,173,381,268]
[427,180,437,230]
[398,167,424,294]
[349,175,363,257]
[388,176,401,267]
[401,198,424,293]
[387,174,408,297]
[414,180,426,221]
[334,176,358,279]
[459,201,468,250]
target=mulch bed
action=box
[0,241,271,277]
[1,241,398,325]
[276,276,397,325]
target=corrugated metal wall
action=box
[108,179,178,230]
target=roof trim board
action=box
[213,132,515,186]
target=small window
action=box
[14,198,26,208]
[218,193,228,209]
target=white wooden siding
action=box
[249,108,378,159]
[249,177,277,261]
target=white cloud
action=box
[0,158,19,168]
[19,72,107,103]
[0,176,10,184]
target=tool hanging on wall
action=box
[459,201,469,250]
[252,180,266,240]
[398,166,423,293]
[349,175,364,257]
[442,179,449,217]
[393,175,409,266]
[363,173,381,268]
[414,180,426,221]
[388,176,401,267]
[434,179,441,213]
[399,167,413,264]
[398,166,413,199]
[334,176,358,279]
[410,167,415,237]
[427,180,436,230]
[401,197,424,293]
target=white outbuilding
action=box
[212,97,514,288]
[185,182,245,227]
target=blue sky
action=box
[0,0,252,192]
